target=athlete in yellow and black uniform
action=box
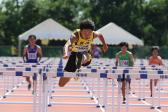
[59,20,108,87]
[67,29,93,70]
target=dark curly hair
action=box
[151,46,159,52]
[28,35,36,40]
[79,20,95,31]
[119,42,128,48]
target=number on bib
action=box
[28,53,36,59]
[74,44,90,52]
[119,60,129,66]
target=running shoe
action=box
[28,83,31,90]
[122,98,126,104]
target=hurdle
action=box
[0,57,57,112]
[41,72,120,112]
[0,64,46,92]
[0,67,42,95]
[2,57,162,112]
[45,68,110,107]
[40,72,158,112]
[42,68,168,112]
[0,71,38,112]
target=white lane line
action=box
[131,94,162,112]
[0,83,20,100]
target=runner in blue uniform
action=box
[22,35,42,90]
[91,44,102,58]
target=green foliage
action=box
[0,0,167,48]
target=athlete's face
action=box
[28,37,36,45]
[152,50,158,57]
[81,29,92,40]
[120,46,127,52]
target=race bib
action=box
[119,60,129,66]
[94,51,99,55]
[28,53,36,59]
[74,44,90,52]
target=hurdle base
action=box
[91,97,94,100]
[96,105,100,108]
[150,106,155,109]
[3,96,6,98]
[102,105,105,108]
[156,106,161,109]
[11,90,14,92]
[138,99,141,101]
[142,99,145,101]
[48,104,52,107]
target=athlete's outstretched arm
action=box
[94,32,108,52]
[160,59,164,65]
[129,53,134,66]
[63,39,71,59]
[115,53,119,66]
[37,46,42,63]
[63,31,78,59]
[22,46,27,63]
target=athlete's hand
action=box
[63,55,69,59]
[103,44,108,52]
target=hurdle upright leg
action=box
[138,80,142,100]
[39,73,43,112]
[151,79,155,109]
[88,78,91,93]
[91,78,94,99]
[102,78,106,108]
[117,81,121,112]
[111,78,114,112]
[33,73,37,112]
[3,76,6,98]
[142,79,146,100]
[132,79,135,94]
[97,78,101,107]
[103,78,108,112]
[45,79,49,112]
[42,79,46,112]
[6,76,9,92]
[48,77,52,106]
[126,75,130,112]
[11,76,14,92]
[157,79,161,109]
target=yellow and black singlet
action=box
[71,29,94,52]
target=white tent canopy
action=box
[18,18,72,56]
[93,22,144,46]
[19,18,72,40]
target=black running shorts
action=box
[64,52,92,72]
